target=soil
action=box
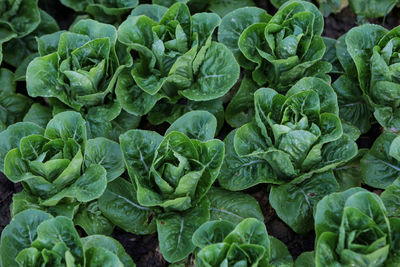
[0,1,399,266]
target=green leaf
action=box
[192,220,235,248]
[294,251,315,267]
[119,129,163,185]
[74,202,114,236]
[218,7,271,68]
[157,198,210,263]
[116,69,163,116]
[23,103,52,129]
[98,178,157,235]
[84,137,125,182]
[361,133,400,189]
[85,247,124,267]
[270,171,340,234]
[130,4,168,22]
[349,0,397,18]
[82,235,135,267]
[179,42,240,101]
[165,110,217,141]
[381,177,400,218]
[333,149,367,191]
[225,74,259,128]
[45,111,87,145]
[345,24,388,92]
[218,130,278,191]
[207,187,263,225]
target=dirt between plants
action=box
[0,1,398,266]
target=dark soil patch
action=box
[0,173,20,234]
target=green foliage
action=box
[0,111,124,235]
[221,77,357,232]
[220,1,331,127]
[222,1,329,93]
[192,218,293,266]
[334,24,400,133]
[0,209,135,267]
[98,112,263,262]
[60,0,139,24]
[314,189,400,266]
[26,19,139,139]
[0,68,33,131]
[116,3,239,124]
[361,133,400,189]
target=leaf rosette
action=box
[233,77,356,182]
[0,209,135,267]
[26,19,140,139]
[334,24,400,133]
[314,189,400,266]
[192,218,293,266]
[236,0,329,92]
[116,3,239,119]
[98,111,264,262]
[220,77,357,232]
[27,19,121,111]
[0,111,124,233]
[120,127,224,212]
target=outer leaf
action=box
[98,178,157,235]
[207,187,263,225]
[218,130,278,191]
[82,235,135,267]
[157,198,210,263]
[192,220,235,248]
[165,110,217,141]
[218,7,271,68]
[84,137,125,182]
[270,171,340,234]
[361,133,400,189]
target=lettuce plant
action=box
[60,0,139,24]
[314,189,400,266]
[333,24,400,134]
[0,68,33,132]
[98,111,264,263]
[219,77,358,233]
[26,19,139,139]
[219,1,331,127]
[0,111,124,235]
[0,209,135,266]
[192,218,293,266]
[222,0,329,92]
[116,3,239,126]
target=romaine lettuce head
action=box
[0,209,135,267]
[236,0,329,92]
[315,189,400,266]
[192,218,293,266]
[116,3,239,117]
[0,111,124,232]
